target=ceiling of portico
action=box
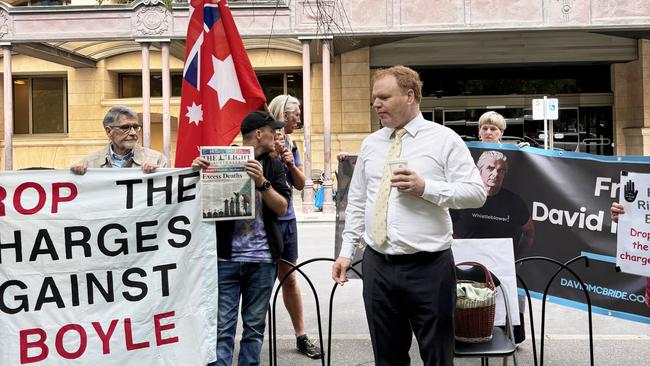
[2,40,185,68]
[52,41,147,60]
[369,31,640,68]
[0,37,305,69]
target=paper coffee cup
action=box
[389,159,408,173]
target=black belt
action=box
[367,245,448,263]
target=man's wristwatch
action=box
[257,180,271,191]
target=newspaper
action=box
[200,146,255,221]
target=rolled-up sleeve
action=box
[340,145,369,259]
[421,135,486,209]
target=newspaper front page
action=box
[200,146,255,221]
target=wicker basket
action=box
[454,261,496,343]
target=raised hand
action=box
[624,180,638,202]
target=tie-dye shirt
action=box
[226,192,273,263]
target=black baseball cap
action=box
[240,110,286,134]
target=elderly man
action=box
[194,110,291,366]
[70,105,167,174]
[451,150,535,344]
[332,65,486,366]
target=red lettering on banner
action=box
[51,182,78,213]
[55,324,87,359]
[92,319,119,354]
[19,328,49,364]
[0,182,78,217]
[154,311,179,345]
[18,312,177,363]
[0,186,6,216]
[14,183,46,215]
[124,318,151,350]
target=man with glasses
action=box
[70,105,167,174]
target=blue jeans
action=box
[210,261,277,366]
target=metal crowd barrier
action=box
[267,258,362,366]
[267,255,594,366]
[515,256,594,366]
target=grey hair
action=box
[476,150,508,171]
[102,105,138,128]
[268,94,300,121]
[478,111,506,131]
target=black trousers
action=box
[362,246,456,366]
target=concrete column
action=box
[300,38,314,213]
[3,45,12,171]
[139,41,151,148]
[613,39,650,156]
[321,39,335,213]
[161,41,171,161]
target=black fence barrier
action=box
[267,255,594,366]
[515,256,594,366]
[268,258,362,366]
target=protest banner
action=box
[0,168,218,365]
[616,171,650,277]
[335,144,650,324]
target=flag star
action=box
[186,102,203,125]
[207,54,245,109]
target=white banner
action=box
[0,168,217,365]
[617,171,650,277]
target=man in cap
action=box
[194,110,291,366]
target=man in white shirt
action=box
[331,65,486,366]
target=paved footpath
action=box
[234,221,650,365]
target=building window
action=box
[119,73,183,98]
[418,65,611,97]
[13,77,67,135]
[118,72,301,100]
[13,0,69,6]
[257,72,303,102]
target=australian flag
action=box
[175,0,266,167]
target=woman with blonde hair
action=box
[478,110,530,147]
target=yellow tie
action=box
[371,128,407,248]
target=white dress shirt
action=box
[340,113,486,257]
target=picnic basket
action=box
[455,261,497,343]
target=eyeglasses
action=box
[109,124,142,134]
